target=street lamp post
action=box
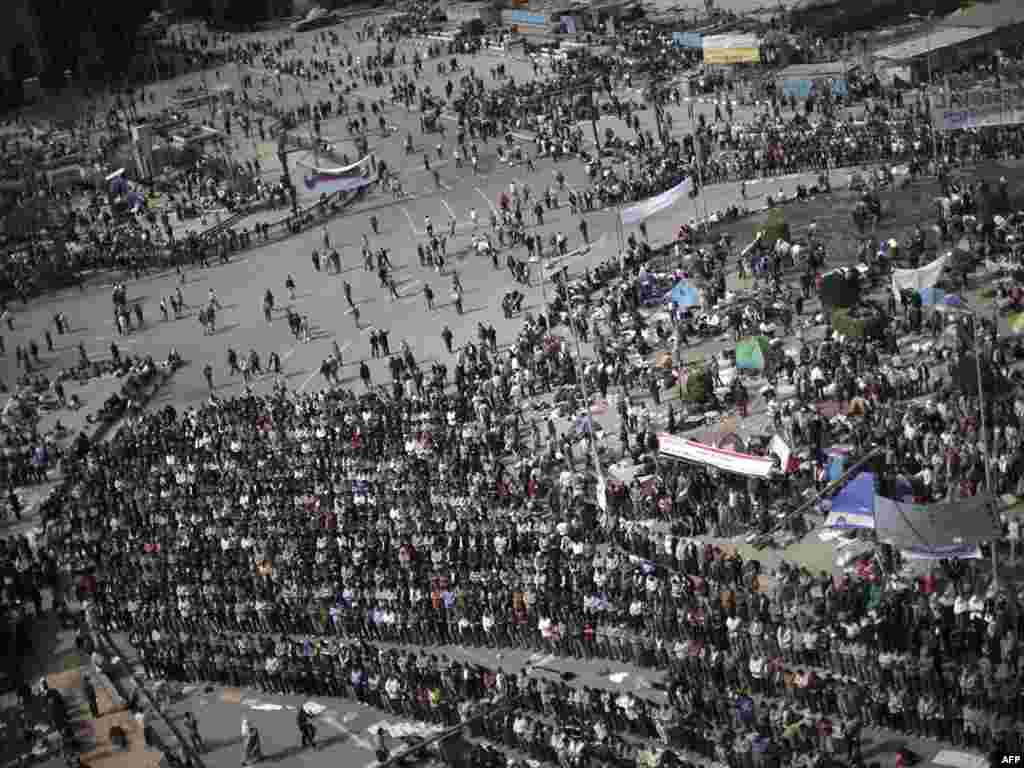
[909,12,937,164]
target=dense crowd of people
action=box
[10,207,1024,768]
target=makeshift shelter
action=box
[823,472,875,529]
[893,253,949,302]
[952,354,1012,397]
[819,269,861,308]
[874,494,999,554]
[667,280,700,308]
[735,336,771,371]
[918,286,946,306]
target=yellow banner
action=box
[703,47,761,65]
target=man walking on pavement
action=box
[442,325,455,354]
[297,705,317,749]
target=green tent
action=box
[735,336,772,371]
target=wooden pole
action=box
[771,445,885,535]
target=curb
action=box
[99,630,206,768]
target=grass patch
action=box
[62,653,82,671]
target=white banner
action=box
[296,153,374,177]
[620,178,691,227]
[892,253,948,303]
[658,434,775,478]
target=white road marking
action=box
[400,207,424,237]
[441,199,456,219]
[476,187,498,216]
[297,368,320,393]
[321,713,374,751]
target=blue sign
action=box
[510,10,546,26]
[672,32,703,49]
[831,78,848,97]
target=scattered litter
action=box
[608,672,629,684]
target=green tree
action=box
[762,208,790,245]
[31,0,156,84]
[683,369,710,403]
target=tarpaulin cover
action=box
[874,494,998,551]
[823,472,875,529]
[827,455,845,482]
[667,280,700,307]
[892,253,949,303]
[918,286,946,306]
[735,336,771,370]
[819,270,860,308]
[673,32,703,49]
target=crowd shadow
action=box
[203,734,244,752]
[261,732,350,763]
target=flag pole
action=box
[972,310,999,586]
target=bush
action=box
[762,208,790,244]
[683,369,710,403]
[831,309,887,340]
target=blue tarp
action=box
[510,9,546,25]
[641,280,661,306]
[919,286,947,306]
[781,78,848,100]
[672,32,703,49]
[823,471,875,529]
[667,280,700,307]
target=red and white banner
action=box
[658,433,775,478]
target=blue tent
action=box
[942,294,967,308]
[823,472,875,529]
[667,280,700,308]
